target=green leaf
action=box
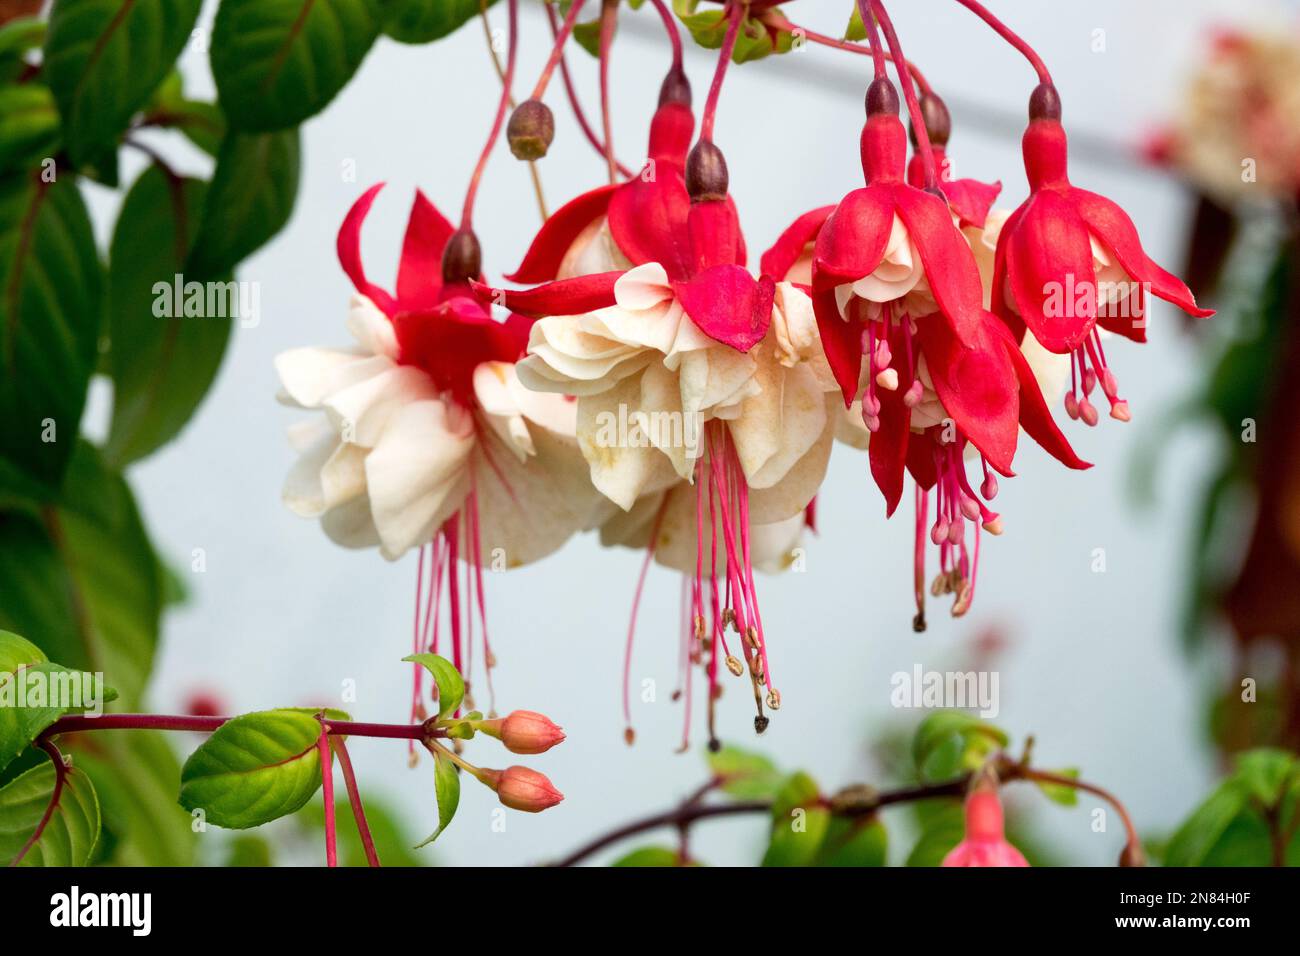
[0,646,118,775]
[816,816,887,867]
[672,0,791,62]
[142,71,226,157]
[911,710,1007,781]
[104,165,232,466]
[612,845,681,867]
[382,0,497,44]
[417,748,460,847]
[844,6,866,42]
[0,173,103,490]
[761,771,829,866]
[1234,749,1296,807]
[179,709,330,829]
[1034,768,1080,807]
[186,129,300,280]
[43,0,203,166]
[0,444,161,708]
[0,760,100,866]
[705,744,783,799]
[906,801,966,866]
[0,17,45,84]
[1164,780,1251,867]
[0,84,61,174]
[403,653,464,719]
[211,0,381,131]
[72,730,195,866]
[224,833,274,866]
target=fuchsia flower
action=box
[277,184,605,714]
[478,72,839,742]
[991,84,1215,425]
[796,79,1088,621]
[942,777,1030,868]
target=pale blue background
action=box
[80,0,1287,864]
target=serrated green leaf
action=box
[0,760,100,866]
[383,0,497,44]
[403,653,464,719]
[0,444,161,708]
[179,709,329,829]
[212,0,381,131]
[705,744,783,799]
[0,173,102,490]
[416,749,460,847]
[104,165,232,466]
[186,129,300,280]
[0,84,61,174]
[43,0,202,166]
[911,710,1007,781]
[612,845,680,867]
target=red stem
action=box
[545,3,633,178]
[951,0,1052,85]
[43,713,442,740]
[597,0,619,183]
[331,737,380,867]
[317,721,337,867]
[9,739,67,867]
[871,1,939,190]
[647,0,683,71]
[700,0,744,142]
[461,0,519,228]
[761,10,931,94]
[854,0,888,80]
[530,0,587,100]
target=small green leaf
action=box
[1034,768,1080,807]
[179,709,329,829]
[1164,780,1251,867]
[383,0,497,44]
[416,749,460,847]
[43,0,203,166]
[186,129,300,280]
[0,655,118,774]
[105,164,232,466]
[1233,749,1296,808]
[142,71,226,157]
[672,0,790,62]
[906,802,966,867]
[705,744,783,799]
[844,7,866,41]
[816,816,888,867]
[212,0,381,131]
[0,760,100,866]
[0,17,45,84]
[911,710,1007,781]
[762,771,829,866]
[403,653,464,719]
[612,845,680,867]
[0,84,60,174]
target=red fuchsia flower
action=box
[481,710,567,755]
[991,82,1214,426]
[942,777,1029,868]
[476,13,840,745]
[276,185,606,721]
[478,765,565,813]
[796,71,1088,623]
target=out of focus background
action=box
[9,0,1300,865]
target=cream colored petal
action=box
[612,261,673,311]
[747,396,836,524]
[559,218,631,279]
[474,361,535,462]
[731,360,828,490]
[320,440,369,508]
[749,513,807,574]
[852,215,924,302]
[1020,332,1071,402]
[323,363,437,448]
[274,347,370,409]
[576,379,681,511]
[346,295,399,359]
[282,426,337,517]
[366,399,475,559]
[320,494,381,550]
[635,360,693,481]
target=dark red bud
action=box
[1028,82,1062,121]
[865,77,899,117]
[910,92,951,147]
[507,99,555,160]
[686,140,729,202]
[441,229,481,286]
[658,66,692,108]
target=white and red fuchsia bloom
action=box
[479,83,839,743]
[782,74,1088,625]
[992,82,1214,426]
[277,184,604,716]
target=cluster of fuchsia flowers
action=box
[280,0,1211,754]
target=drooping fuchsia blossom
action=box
[942,777,1030,868]
[788,78,1088,622]
[991,83,1214,426]
[276,184,606,717]
[476,86,839,743]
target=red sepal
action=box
[395,189,455,312]
[673,266,773,353]
[337,182,397,316]
[471,272,622,317]
[505,184,618,283]
[761,205,833,281]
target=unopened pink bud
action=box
[486,765,565,813]
[942,780,1029,867]
[490,710,566,754]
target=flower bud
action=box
[658,65,692,108]
[482,765,564,813]
[865,77,899,117]
[909,92,951,148]
[482,709,566,754]
[686,140,729,203]
[507,99,555,160]
[441,228,481,286]
[1028,82,1062,122]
